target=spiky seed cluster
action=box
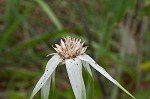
[53,37,87,59]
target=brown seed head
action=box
[53,37,87,59]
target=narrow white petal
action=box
[78,54,135,99]
[41,77,51,99]
[53,47,59,53]
[65,58,86,99]
[81,78,86,99]
[55,44,61,48]
[80,47,87,54]
[45,54,60,70]
[60,39,66,49]
[82,60,93,77]
[41,55,59,99]
[30,55,62,99]
[46,53,57,57]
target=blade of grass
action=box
[11,30,70,52]
[109,53,135,77]
[0,0,21,50]
[0,0,35,50]
[0,20,20,50]
[35,0,63,30]
[0,67,38,79]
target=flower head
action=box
[53,37,87,59]
[31,37,135,99]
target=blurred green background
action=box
[0,0,150,99]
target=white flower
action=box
[30,37,135,99]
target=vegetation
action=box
[0,0,150,99]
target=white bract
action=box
[30,37,135,99]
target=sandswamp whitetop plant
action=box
[30,37,135,99]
